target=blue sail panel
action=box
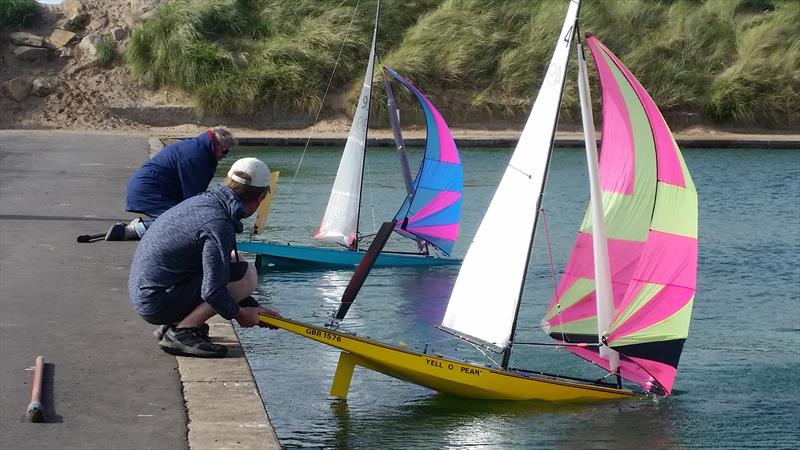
[383,66,464,256]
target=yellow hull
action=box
[259,315,637,401]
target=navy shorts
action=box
[140,261,250,325]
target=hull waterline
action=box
[258,315,638,401]
[238,241,461,269]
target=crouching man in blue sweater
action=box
[129,157,281,358]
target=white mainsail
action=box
[316,2,380,248]
[441,0,581,349]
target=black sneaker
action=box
[158,326,227,358]
[153,323,209,340]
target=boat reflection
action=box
[325,394,677,449]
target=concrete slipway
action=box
[0,130,280,450]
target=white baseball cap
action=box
[227,157,270,187]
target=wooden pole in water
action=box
[26,356,45,422]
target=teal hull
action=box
[237,241,461,270]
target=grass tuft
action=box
[125,0,800,128]
[0,0,37,27]
[95,37,117,66]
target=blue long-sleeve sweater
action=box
[126,130,218,216]
[128,184,244,320]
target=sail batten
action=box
[383,67,463,256]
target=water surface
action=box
[222,146,799,448]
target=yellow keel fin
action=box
[330,352,358,398]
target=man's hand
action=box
[235,306,282,328]
[257,307,282,330]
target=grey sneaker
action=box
[154,323,209,340]
[158,326,227,358]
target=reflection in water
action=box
[315,269,352,322]
[395,266,458,326]
[323,394,679,449]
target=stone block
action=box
[3,77,32,103]
[32,78,56,97]
[9,32,44,48]
[14,46,49,62]
[49,29,77,48]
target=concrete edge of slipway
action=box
[176,316,281,450]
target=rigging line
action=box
[508,163,533,179]
[539,207,568,344]
[288,0,363,194]
[467,340,501,368]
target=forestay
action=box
[384,67,463,256]
[441,0,581,349]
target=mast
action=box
[576,36,620,372]
[353,0,381,251]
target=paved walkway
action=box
[0,130,279,449]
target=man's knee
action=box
[242,262,257,292]
[228,262,257,301]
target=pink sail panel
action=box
[608,283,694,344]
[591,37,637,196]
[546,234,644,313]
[425,96,460,164]
[402,223,460,241]
[587,35,687,188]
[405,190,462,225]
[566,346,669,394]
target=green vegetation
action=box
[95,37,117,66]
[0,0,37,27]
[126,0,799,128]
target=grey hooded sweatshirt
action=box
[129,184,245,320]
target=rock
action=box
[48,29,77,48]
[78,34,101,58]
[9,32,44,48]
[111,27,128,41]
[31,78,56,97]
[63,0,88,31]
[14,46,49,62]
[3,78,32,103]
[88,16,108,32]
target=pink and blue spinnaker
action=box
[383,67,463,256]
